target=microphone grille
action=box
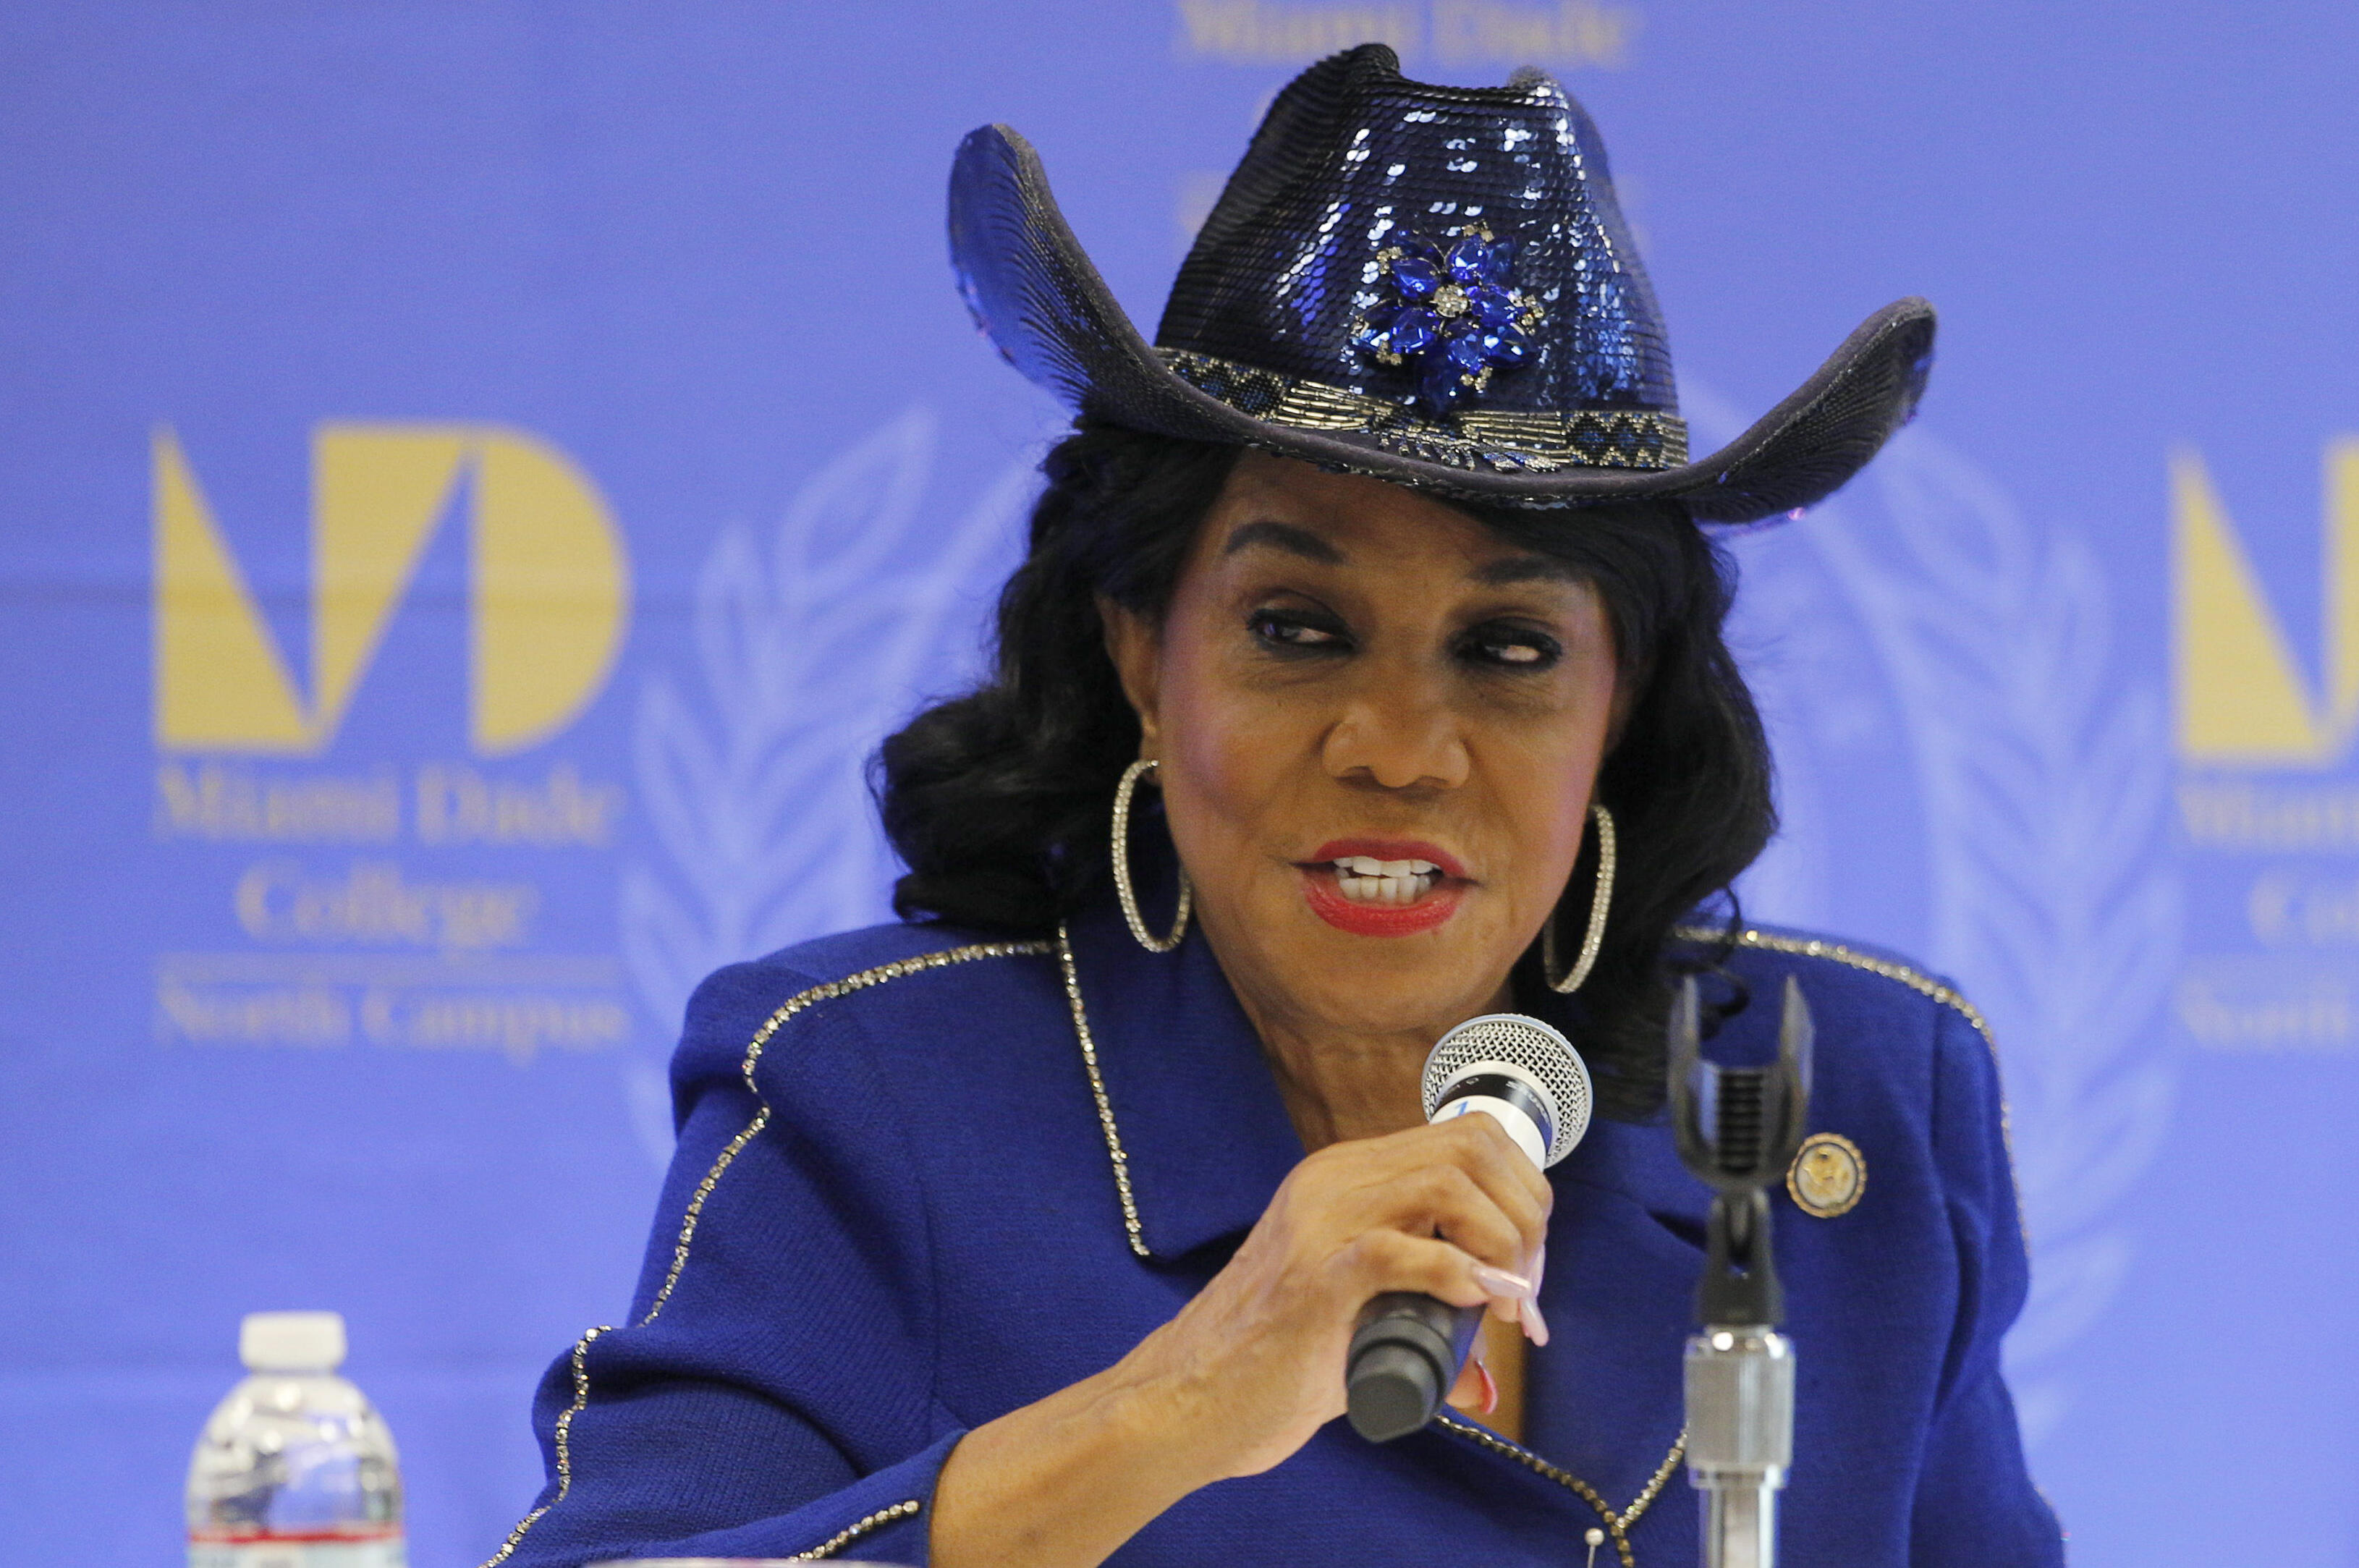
[1420,1012,1593,1167]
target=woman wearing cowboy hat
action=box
[486,45,2059,1568]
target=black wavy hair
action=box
[876,421,1771,1118]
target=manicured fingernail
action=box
[1521,1293,1551,1347]
[1471,1263,1534,1299]
[1474,1355,1499,1415]
[1528,1242,1547,1293]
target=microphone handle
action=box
[1344,1292,1485,1442]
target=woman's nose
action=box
[1320,678,1470,791]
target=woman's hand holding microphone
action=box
[931,1111,1552,1568]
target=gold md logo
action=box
[154,424,630,755]
[2174,441,2359,766]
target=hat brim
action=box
[949,124,1934,525]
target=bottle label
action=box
[190,1533,406,1568]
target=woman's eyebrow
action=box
[1471,553,1580,585]
[1222,519,1345,564]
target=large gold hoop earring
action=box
[1111,758,1193,954]
[1542,802,1616,994]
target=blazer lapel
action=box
[1519,1115,1707,1510]
[1062,897,1306,1263]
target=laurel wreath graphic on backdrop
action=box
[617,408,1038,1165]
[1703,389,2181,1446]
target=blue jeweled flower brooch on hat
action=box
[947,43,1934,522]
[1353,225,1544,412]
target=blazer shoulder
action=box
[672,920,1061,1088]
[1680,919,2009,1160]
[1677,920,1995,1050]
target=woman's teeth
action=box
[1331,855,1441,905]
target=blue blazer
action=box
[485,893,2063,1567]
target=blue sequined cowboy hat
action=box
[949,43,1933,524]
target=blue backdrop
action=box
[4,4,2356,1564]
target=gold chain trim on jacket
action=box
[1056,924,1151,1257]
[789,1499,923,1559]
[1436,1412,1686,1568]
[477,1324,611,1567]
[475,940,1054,1568]
[1159,347,1690,474]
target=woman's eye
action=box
[1249,609,1349,651]
[1463,626,1562,669]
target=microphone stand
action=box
[1669,974,1813,1568]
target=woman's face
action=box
[1106,451,1622,1046]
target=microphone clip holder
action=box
[1669,973,1813,1568]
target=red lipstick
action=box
[1300,839,1468,937]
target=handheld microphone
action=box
[1344,1013,1591,1443]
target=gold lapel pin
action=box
[1787,1132,1865,1219]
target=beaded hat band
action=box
[1159,349,1689,475]
[949,45,1933,523]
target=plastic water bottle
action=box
[187,1312,406,1568]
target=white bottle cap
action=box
[240,1311,347,1372]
